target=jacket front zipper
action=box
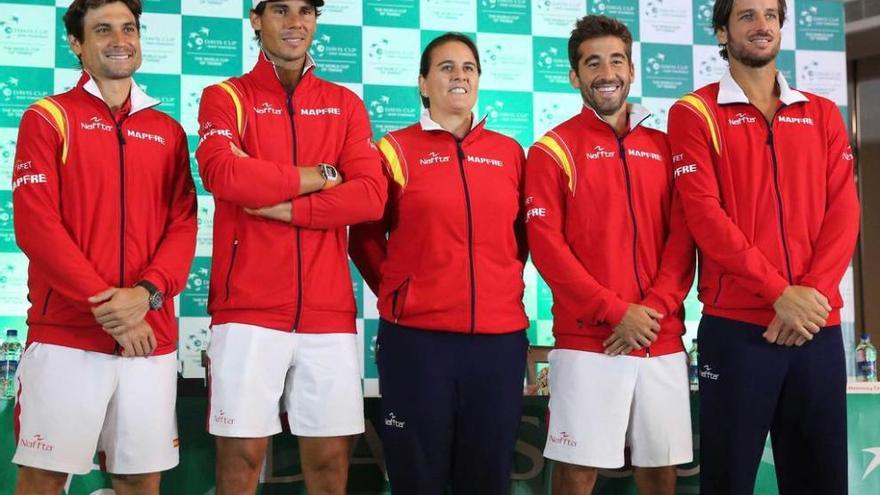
[225,239,239,301]
[764,111,794,283]
[617,138,645,300]
[287,92,305,331]
[114,117,128,287]
[455,140,477,333]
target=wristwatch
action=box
[319,164,339,189]
[135,280,164,311]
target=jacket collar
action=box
[419,109,483,132]
[579,102,652,133]
[77,71,160,115]
[250,50,316,92]
[717,70,808,106]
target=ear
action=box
[569,68,580,90]
[716,26,729,46]
[249,10,261,32]
[68,34,82,57]
[418,74,427,99]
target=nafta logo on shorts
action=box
[80,116,113,132]
[467,155,504,167]
[419,151,450,166]
[549,431,577,447]
[586,145,615,160]
[254,102,282,115]
[20,434,54,451]
[384,412,405,429]
[699,364,720,381]
[728,112,757,126]
[213,410,235,425]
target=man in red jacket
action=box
[668,0,859,493]
[11,0,197,493]
[196,1,386,494]
[525,15,695,495]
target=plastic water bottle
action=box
[1,329,23,399]
[687,338,699,391]
[856,334,877,382]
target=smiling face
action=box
[418,40,480,116]
[251,0,317,67]
[717,0,782,68]
[69,1,141,81]
[570,35,634,118]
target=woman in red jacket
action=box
[350,32,529,495]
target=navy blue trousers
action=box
[698,315,847,495]
[376,319,528,495]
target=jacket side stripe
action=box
[536,135,575,194]
[679,94,721,155]
[377,137,406,188]
[217,82,244,135]
[34,98,68,164]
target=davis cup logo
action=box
[696,0,715,35]
[187,27,210,51]
[0,139,14,163]
[184,326,209,353]
[310,34,331,58]
[186,267,210,292]
[646,53,666,75]
[0,15,18,39]
[368,95,390,119]
[0,200,11,225]
[482,44,503,66]
[644,0,665,18]
[537,46,559,70]
[0,78,17,102]
[799,6,818,28]
[481,0,499,9]
[698,55,726,78]
[538,102,562,126]
[368,38,389,61]
[801,59,819,83]
[483,100,505,120]
[589,1,608,15]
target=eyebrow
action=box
[436,59,477,66]
[584,53,627,63]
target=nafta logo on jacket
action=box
[419,151,450,165]
[586,145,615,160]
[385,412,405,429]
[80,116,113,132]
[778,115,814,126]
[843,149,854,161]
[19,434,54,451]
[300,107,341,116]
[127,129,166,145]
[627,149,663,161]
[728,112,757,126]
[467,155,504,167]
[254,102,282,115]
[549,431,577,447]
[699,364,719,381]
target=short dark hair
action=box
[252,0,322,43]
[712,0,787,60]
[63,0,142,43]
[567,15,633,71]
[418,32,481,109]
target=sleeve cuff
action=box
[604,297,630,329]
[291,195,312,227]
[762,275,790,304]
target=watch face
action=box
[150,292,164,310]
[322,165,338,181]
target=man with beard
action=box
[11,0,197,493]
[667,0,859,493]
[525,15,695,495]
[196,1,385,494]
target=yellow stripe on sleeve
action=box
[34,98,68,164]
[377,137,405,188]
[217,81,244,135]
[537,135,574,193]
[680,94,721,155]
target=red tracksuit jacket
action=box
[667,72,860,327]
[349,112,529,334]
[525,105,695,356]
[13,72,197,355]
[196,53,386,333]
